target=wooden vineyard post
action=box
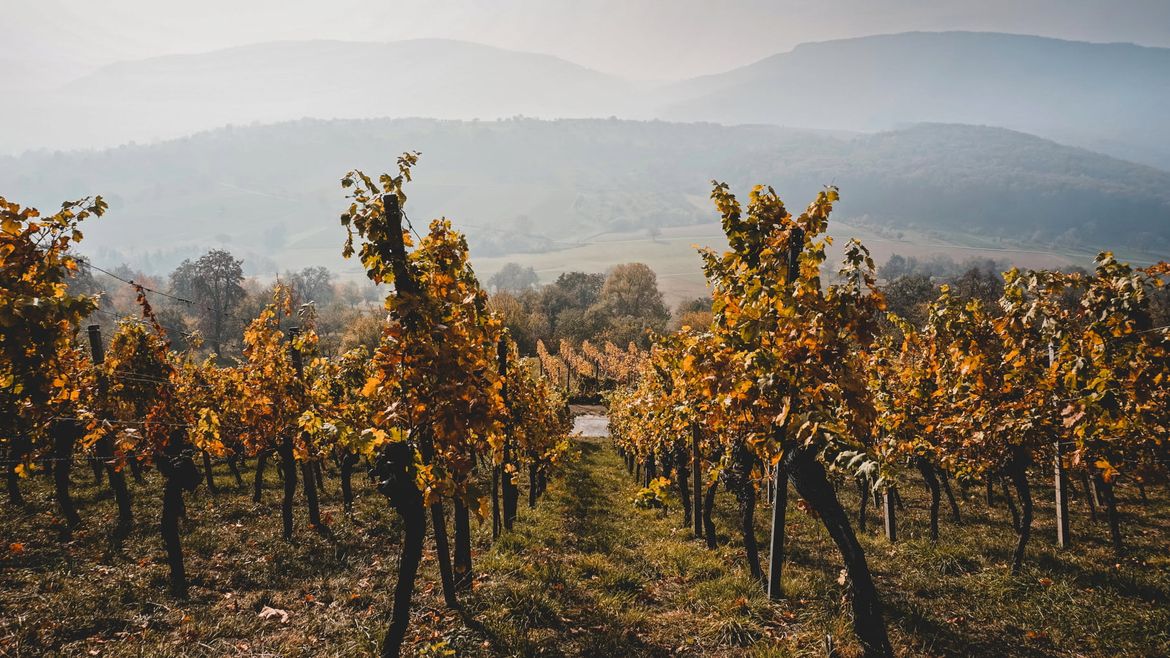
[1054,440,1070,548]
[767,455,787,600]
[455,476,475,588]
[1050,343,1071,548]
[499,338,518,531]
[692,424,702,539]
[883,486,897,543]
[491,466,501,540]
[765,228,805,594]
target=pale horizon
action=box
[6,0,1170,84]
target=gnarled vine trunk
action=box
[301,460,329,538]
[314,461,326,493]
[202,450,219,494]
[1002,478,1020,532]
[914,457,941,542]
[50,419,83,535]
[373,441,426,658]
[939,470,961,523]
[5,461,23,506]
[768,460,788,600]
[278,438,297,540]
[857,475,869,532]
[1094,473,1124,554]
[453,461,474,591]
[675,443,692,529]
[740,478,762,582]
[1,408,26,504]
[729,444,762,581]
[127,454,145,483]
[253,450,270,503]
[156,438,200,598]
[89,452,104,486]
[454,494,473,591]
[339,451,358,514]
[692,426,702,539]
[420,432,457,608]
[786,446,892,658]
[430,500,458,607]
[95,433,132,544]
[702,480,719,549]
[1006,450,1033,575]
[491,465,501,540]
[227,453,245,488]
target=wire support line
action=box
[82,260,194,306]
[89,308,195,338]
[80,260,250,328]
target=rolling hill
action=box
[1,118,1166,282]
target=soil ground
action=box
[1,434,1168,657]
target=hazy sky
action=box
[6,0,1170,80]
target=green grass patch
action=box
[1,440,1168,656]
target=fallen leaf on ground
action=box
[258,606,290,623]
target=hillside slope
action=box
[2,118,1166,275]
[2,437,1167,656]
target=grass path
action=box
[2,434,1167,656]
[463,438,793,657]
[459,436,1170,657]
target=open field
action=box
[2,435,1168,657]
[473,220,1089,306]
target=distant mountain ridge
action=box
[2,38,639,153]
[658,31,1170,168]
[63,38,628,105]
[2,31,1167,169]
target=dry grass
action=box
[1,440,1168,656]
[0,460,465,657]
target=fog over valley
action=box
[2,1,1168,292]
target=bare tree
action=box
[170,249,246,356]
